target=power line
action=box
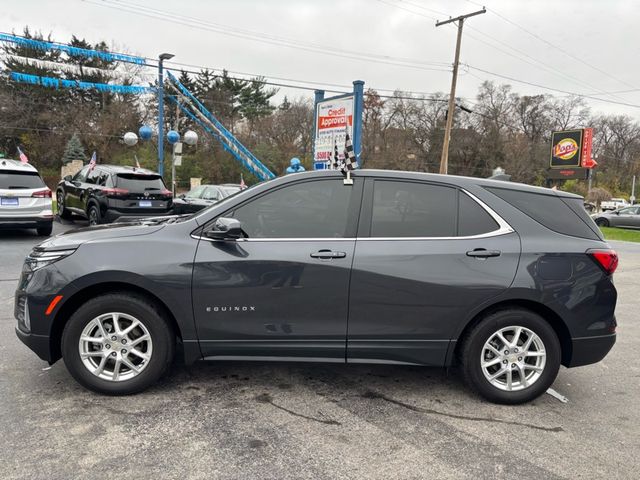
[85,0,452,73]
[465,0,637,91]
[380,0,630,103]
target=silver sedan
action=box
[593,206,640,228]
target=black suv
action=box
[16,170,617,403]
[56,164,172,225]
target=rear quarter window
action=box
[485,187,602,240]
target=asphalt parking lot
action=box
[1,220,639,479]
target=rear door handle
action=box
[310,250,347,259]
[466,248,501,258]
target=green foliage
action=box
[600,227,640,243]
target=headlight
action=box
[24,248,76,272]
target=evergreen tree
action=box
[61,133,87,164]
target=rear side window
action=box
[486,187,602,240]
[115,174,166,192]
[371,180,457,237]
[0,171,45,189]
[458,191,499,236]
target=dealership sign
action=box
[313,95,354,165]
[550,128,595,169]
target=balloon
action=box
[123,132,138,146]
[166,130,180,144]
[183,130,198,146]
[138,125,153,140]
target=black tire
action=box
[36,223,53,236]
[595,217,609,228]
[57,189,72,220]
[459,308,561,404]
[87,203,102,226]
[61,293,175,395]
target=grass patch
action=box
[600,226,640,243]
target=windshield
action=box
[115,173,166,192]
[185,185,206,198]
[190,182,260,220]
[0,171,46,189]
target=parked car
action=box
[0,159,53,236]
[16,170,617,404]
[172,184,241,215]
[601,197,629,211]
[56,164,172,225]
[583,202,596,214]
[593,206,640,228]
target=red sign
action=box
[581,127,596,168]
[318,114,353,130]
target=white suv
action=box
[0,159,53,236]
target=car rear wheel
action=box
[88,204,102,226]
[57,190,72,219]
[36,223,52,236]
[595,217,609,227]
[459,308,561,404]
[61,293,175,395]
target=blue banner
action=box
[0,33,146,65]
[10,71,154,94]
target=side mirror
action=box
[63,175,72,182]
[178,193,186,199]
[205,217,244,241]
[615,211,620,215]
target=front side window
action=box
[618,207,637,215]
[202,186,223,200]
[73,167,89,183]
[231,179,352,238]
[370,180,457,237]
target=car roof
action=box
[0,159,39,173]
[274,169,582,199]
[92,164,160,175]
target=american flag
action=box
[88,151,97,171]
[17,146,28,164]
[342,132,357,172]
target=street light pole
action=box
[157,52,174,177]
[436,8,485,175]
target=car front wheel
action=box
[61,293,175,395]
[57,190,72,220]
[459,308,561,404]
[595,217,609,227]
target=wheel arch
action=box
[451,299,572,367]
[49,281,183,363]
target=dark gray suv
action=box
[15,170,618,404]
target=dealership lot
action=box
[1,221,639,479]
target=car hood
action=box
[37,222,165,250]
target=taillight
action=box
[160,189,172,197]
[102,188,129,197]
[31,188,52,198]
[587,249,618,275]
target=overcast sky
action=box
[2,0,639,117]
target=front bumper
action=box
[568,333,616,367]
[15,326,52,362]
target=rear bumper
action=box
[0,216,53,228]
[104,208,172,223]
[568,333,616,367]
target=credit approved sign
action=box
[314,95,354,164]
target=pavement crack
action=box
[255,393,341,426]
[361,390,563,433]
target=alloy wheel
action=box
[78,312,153,382]
[480,325,546,392]
[89,208,98,226]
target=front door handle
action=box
[466,248,501,258]
[310,250,347,259]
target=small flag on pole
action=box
[88,151,97,171]
[17,146,28,164]
[240,173,247,190]
[134,155,141,170]
[342,132,356,172]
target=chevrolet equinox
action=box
[15,170,618,404]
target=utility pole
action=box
[157,52,175,177]
[436,8,486,175]
[172,100,180,196]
